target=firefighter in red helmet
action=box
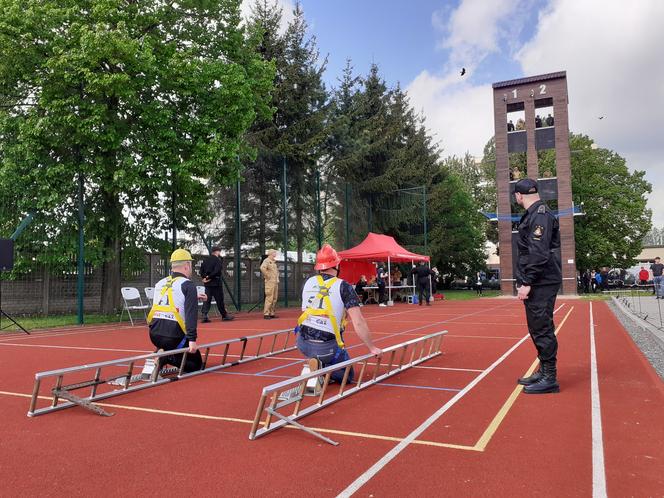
[296,244,381,383]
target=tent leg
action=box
[388,257,392,305]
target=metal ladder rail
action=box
[249,330,447,442]
[28,328,295,417]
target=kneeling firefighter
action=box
[295,244,381,384]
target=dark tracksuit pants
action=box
[149,331,202,373]
[523,284,559,374]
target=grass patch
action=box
[0,314,127,333]
[579,293,611,301]
[440,290,501,300]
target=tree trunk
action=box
[100,193,122,314]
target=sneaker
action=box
[379,303,387,307]
[201,315,211,323]
[222,314,235,321]
[263,315,272,320]
[269,315,278,319]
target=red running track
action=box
[0,299,662,497]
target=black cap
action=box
[211,246,222,253]
[514,178,538,194]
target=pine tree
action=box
[277,2,329,267]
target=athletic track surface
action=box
[0,298,662,497]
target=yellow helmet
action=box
[170,248,193,263]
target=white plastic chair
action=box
[120,287,150,325]
[197,285,219,315]
[144,287,155,305]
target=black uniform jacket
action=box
[516,200,562,287]
[411,265,433,283]
[200,255,223,287]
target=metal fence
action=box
[0,253,315,316]
[607,286,664,330]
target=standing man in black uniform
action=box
[514,178,562,394]
[412,261,433,306]
[200,246,234,322]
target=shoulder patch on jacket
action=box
[537,204,546,214]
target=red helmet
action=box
[314,243,342,270]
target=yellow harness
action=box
[297,275,346,348]
[147,276,186,332]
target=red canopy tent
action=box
[338,233,430,303]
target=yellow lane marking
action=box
[473,305,574,451]
[0,390,476,450]
[0,305,574,454]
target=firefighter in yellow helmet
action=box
[296,244,381,383]
[147,249,207,372]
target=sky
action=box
[242,0,664,227]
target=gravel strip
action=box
[607,299,664,381]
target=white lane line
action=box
[337,301,568,498]
[338,334,534,497]
[412,365,483,373]
[589,301,608,498]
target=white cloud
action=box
[408,71,493,158]
[408,0,526,159]
[240,0,295,33]
[434,0,525,71]
[516,0,664,225]
[410,0,664,226]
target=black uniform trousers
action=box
[417,279,430,304]
[201,285,228,317]
[523,284,559,372]
[149,331,202,373]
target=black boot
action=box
[517,370,543,386]
[523,364,559,394]
[201,314,211,323]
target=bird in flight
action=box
[460,68,466,76]
[598,116,604,120]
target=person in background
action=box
[376,263,388,307]
[638,266,650,286]
[581,270,591,294]
[600,267,609,292]
[475,272,483,296]
[651,257,664,298]
[355,275,369,305]
[200,246,234,323]
[260,249,280,319]
[411,261,433,306]
[432,267,441,290]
